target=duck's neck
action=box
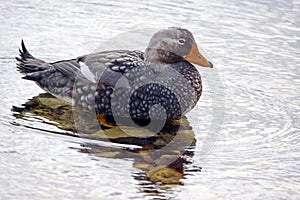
[145,48,160,64]
[144,47,182,65]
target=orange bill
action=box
[183,44,213,68]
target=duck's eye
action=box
[178,38,186,45]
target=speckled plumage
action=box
[16,28,210,120]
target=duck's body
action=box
[16,28,212,121]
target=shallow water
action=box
[0,0,300,199]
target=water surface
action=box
[0,0,299,199]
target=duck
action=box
[16,27,213,123]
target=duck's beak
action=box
[183,44,213,68]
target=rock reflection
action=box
[12,93,201,196]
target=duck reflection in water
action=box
[12,93,201,196]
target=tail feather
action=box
[20,40,35,60]
[16,40,47,75]
[15,40,82,100]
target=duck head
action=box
[145,27,213,68]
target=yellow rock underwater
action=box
[12,93,198,185]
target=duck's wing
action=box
[73,50,146,115]
[76,50,145,83]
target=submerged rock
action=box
[12,93,198,185]
[13,93,74,130]
[146,166,184,184]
